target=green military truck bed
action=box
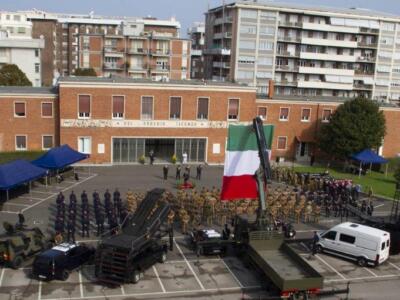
[247,231,323,294]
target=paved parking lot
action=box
[0,237,267,300]
[1,165,400,299]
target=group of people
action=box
[163,164,203,182]
[53,189,130,244]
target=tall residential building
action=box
[24,10,190,85]
[188,22,205,79]
[0,12,44,86]
[204,1,400,104]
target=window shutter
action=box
[302,108,310,118]
[278,137,286,149]
[228,99,239,117]
[197,98,209,119]
[142,97,153,119]
[113,96,124,114]
[79,95,90,113]
[42,103,53,117]
[258,107,267,118]
[170,97,181,118]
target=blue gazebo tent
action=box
[0,160,47,201]
[32,144,89,170]
[351,149,388,177]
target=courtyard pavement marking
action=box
[38,280,42,300]
[174,239,205,291]
[165,258,221,264]
[153,266,166,293]
[375,204,385,208]
[79,270,84,298]
[388,262,400,272]
[42,286,260,300]
[19,196,45,201]
[219,257,244,288]
[120,285,125,296]
[4,202,30,207]
[314,255,347,280]
[325,273,400,283]
[20,174,97,214]
[0,268,4,287]
[364,267,378,277]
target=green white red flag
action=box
[220,124,274,201]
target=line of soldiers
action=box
[162,164,203,181]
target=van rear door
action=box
[378,235,390,264]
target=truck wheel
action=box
[159,251,167,263]
[132,270,140,284]
[61,270,69,281]
[11,256,23,269]
[357,257,367,267]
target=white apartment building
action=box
[204,1,400,103]
[0,12,44,87]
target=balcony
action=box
[213,61,230,68]
[356,56,376,63]
[275,65,299,72]
[214,16,233,25]
[359,28,380,35]
[353,83,373,90]
[302,22,358,34]
[357,41,378,48]
[297,80,353,90]
[299,66,355,76]
[150,64,170,73]
[128,66,147,73]
[302,37,358,48]
[214,32,232,39]
[274,80,298,87]
[104,47,124,57]
[354,69,374,76]
[276,50,300,58]
[104,63,125,70]
[150,49,170,56]
[277,36,302,43]
[204,48,231,55]
[128,48,148,55]
[278,21,302,28]
[300,51,356,62]
[191,49,202,56]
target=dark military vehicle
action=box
[0,222,50,269]
[32,243,95,281]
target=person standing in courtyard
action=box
[163,165,169,180]
[176,165,181,180]
[182,152,188,164]
[196,164,203,180]
[149,150,155,165]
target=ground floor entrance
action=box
[112,138,207,163]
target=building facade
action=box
[25,11,190,85]
[188,22,205,79]
[0,12,44,86]
[1,78,399,164]
[204,1,400,104]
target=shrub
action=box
[171,154,177,164]
[138,155,146,164]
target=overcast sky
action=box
[2,0,400,36]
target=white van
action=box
[317,222,390,267]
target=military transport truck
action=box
[0,222,50,269]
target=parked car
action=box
[317,222,390,267]
[189,229,227,255]
[32,243,95,281]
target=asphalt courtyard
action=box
[0,165,400,299]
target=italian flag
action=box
[221,124,274,201]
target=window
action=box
[258,107,267,119]
[17,27,26,34]
[260,11,276,21]
[277,136,287,150]
[301,108,311,121]
[197,97,209,120]
[228,99,239,120]
[240,25,257,34]
[112,96,124,119]
[381,242,386,250]
[237,70,254,79]
[322,109,332,122]
[14,102,26,117]
[339,234,356,244]
[241,9,257,19]
[239,40,256,49]
[35,63,40,73]
[256,71,272,79]
[78,137,91,154]
[259,26,275,35]
[381,22,395,31]
[257,57,273,66]
[42,135,53,150]
[78,95,91,118]
[259,40,274,50]
[238,56,255,64]
[279,107,289,121]
[15,135,27,151]
[169,97,182,119]
[41,102,53,117]
[323,231,337,241]
[141,96,153,120]
[35,49,39,57]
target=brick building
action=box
[0,78,399,164]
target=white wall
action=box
[9,48,41,86]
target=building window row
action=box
[78,95,238,121]
[257,106,332,122]
[14,102,54,118]
[15,135,54,151]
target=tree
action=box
[318,97,386,160]
[73,68,97,76]
[0,64,32,86]
[394,167,400,188]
